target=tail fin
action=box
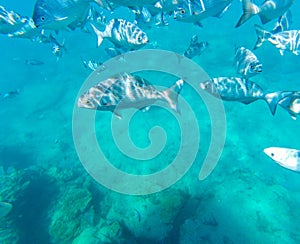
[163,79,184,114]
[90,23,104,47]
[253,24,272,50]
[235,0,260,28]
[265,91,293,115]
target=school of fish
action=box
[0,0,299,173]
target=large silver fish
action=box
[90,19,149,50]
[254,24,300,55]
[234,46,262,78]
[271,9,292,34]
[199,77,291,115]
[236,0,294,28]
[174,0,232,26]
[184,35,208,59]
[78,73,184,118]
[32,0,103,30]
[264,147,300,172]
[0,5,28,34]
[278,91,300,120]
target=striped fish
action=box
[184,35,208,59]
[235,0,294,28]
[234,47,262,78]
[278,91,300,120]
[264,147,300,172]
[199,77,291,115]
[254,24,300,55]
[271,9,292,34]
[90,19,149,50]
[78,73,184,118]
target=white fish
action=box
[90,19,149,50]
[234,46,262,78]
[78,73,184,118]
[254,25,300,55]
[236,0,294,28]
[278,91,300,120]
[264,147,300,172]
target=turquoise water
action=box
[1,1,300,243]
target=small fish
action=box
[184,35,208,59]
[25,59,45,66]
[0,202,12,218]
[90,19,149,50]
[78,73,184,118]
[1,89,20,99]
[49,35,67,59]
[199,77,292,115]
[105,47,122,57]
[278,91,300,120]
[32,0,103,30]
[234,47,262,78]
[81,57,103,71]
[264,147,300,172]
[254,24,300,55]
[271,9,292,34]
[236,0,294,28]
[174,0,232,26]
[0,5,27,35]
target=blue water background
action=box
[0,0,300,243]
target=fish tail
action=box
[90,23,104,47]
[235,0,259,28]
[265,91,293,115]
[163,79,184,114]
[253,24,271,50]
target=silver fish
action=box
[254,24,300,55]
[78,73,184,118]
[264,147,300,172]
[234,47,262,78]
[25,59,44,65]
[81,57,103,70]
[174,0,232,26]
[278,91,300,120]
[0,5,28,34]
[236,0,294,28]
[32,0,103,30]
[184,35,208,59]
[199,77,291,115]
[271,9,292,34]
[1,89,20,99]
[90,19,149,50]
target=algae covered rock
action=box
[0,201,12,218]
[105,189,187,240]
[49,187,92,242]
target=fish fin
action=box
[215,3,231,18]
[289,112,297,120]
[113,110,123,119]
[90,23,104,47]
[194,21,203,28]
[93,0,104,6]
[279,49,285,56]
[253,24,271,50]
[140,106,151,112]
[235,0,260,28]
[265,91,293,115]
[241,100,254,105]
[163,79,184,114]
[259,14,272,25]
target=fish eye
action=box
[138,36,143,41]
[271,153,274,157]
[179,9,185,14]
[40,16,46,22]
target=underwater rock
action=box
[72,227,101,244]
[105,189,187,240]
[49,187,92,242]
